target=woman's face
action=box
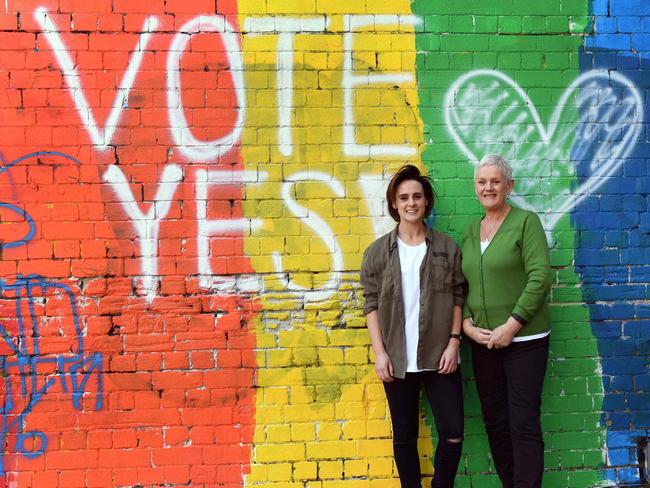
[474,165,514,212]
[392,179,428,224]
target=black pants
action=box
[383,370,464,488]
[471,336,549,488]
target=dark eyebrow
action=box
[398,191,423,198]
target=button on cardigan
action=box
[461,206,552,339]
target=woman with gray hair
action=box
[460,154,552,488]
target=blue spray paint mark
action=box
[0,152,80,249]
[0,275,103,474]
[0,151,100,474]
[0,151,80,202]
[574,2,650,484]
[15,432,48,459]
[0,203,35,250]
[0,151,80,176]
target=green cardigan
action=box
[461,206,552,338]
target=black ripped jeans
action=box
[471,336,549,488]
[383,370,464,488]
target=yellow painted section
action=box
[238,0,427,485]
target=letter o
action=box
[166,15,246,161]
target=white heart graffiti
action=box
[444,69,644,234]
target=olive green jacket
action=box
[461,206,551,337]
[360,226,466,379]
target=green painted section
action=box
[411,1,606,486]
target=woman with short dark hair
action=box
[361,164,466,488]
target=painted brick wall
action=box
[0,0,647,487]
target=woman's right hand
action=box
[462,318,492,346]
[374,350,394,382]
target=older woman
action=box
[361,165,466,488]
[461,155,551,488]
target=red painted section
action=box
[0,1,257,485]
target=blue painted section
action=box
[574,2,650,484]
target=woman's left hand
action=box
[486,317,523,349]
[438,341,460,374]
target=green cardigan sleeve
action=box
[510,212,552,322]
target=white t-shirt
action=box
[397,237,427,372]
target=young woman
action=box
[360,165,466,488]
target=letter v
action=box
[34,8,158,150]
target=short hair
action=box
[475,154,513,183]
[385,165,435,223]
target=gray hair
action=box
[475,154,513,183]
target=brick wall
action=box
[0,0,646,487]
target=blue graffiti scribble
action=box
[0,203,35,250]
[0,151,80,249]
[0,151,80,176]
[0,151,103,474]
[0,151,81,202]
[0,274,103,473]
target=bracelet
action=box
[510,314,527,326]
[449,333,461,341]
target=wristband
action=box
[449,333,461,341]
[511,314,527,326]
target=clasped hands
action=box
[462,317,522,349]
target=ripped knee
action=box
[445,437,463,444]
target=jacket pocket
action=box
[429,257,450,292]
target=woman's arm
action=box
[511,212,552,322]
[462,317,492,345]
[456,235,493,346]
[366,310,393,382]
[360,246,393,381]
[451,245,466,308]
[360,248,378,316]
[438,304,462,373]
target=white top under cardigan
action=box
[480,239,550,343]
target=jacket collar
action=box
[388,224,434,251]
